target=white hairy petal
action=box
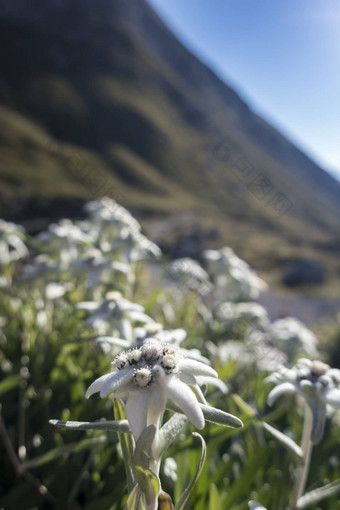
[128,311,154,323]
[178,358,217,378]
[325,388,340,409]
[267,382,297,406]
[125,391,150,440]
[179,373,197,386]
[164,376,204,429]
[85,373,114,398]
[195,376,228,394]
[100,369,134,398]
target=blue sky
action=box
[147,0,340,180]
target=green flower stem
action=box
[289,406,313,510]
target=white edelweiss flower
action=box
[36,219,93,268]
[85,197,141,234]
[163,457,177,483]
[215,337,286,373]
[0,219,28,265]
[37,219,93,244]
[107,230,161,263]
[203,247,267,301]
[267,358,340,443]
[77,292,154,339]
[167,258,212,295]
[85,341,218,440]
[214,302,269,329]
[20,254,62,281]
[265,317,318,359]
[71,249,130,289]
[45,282,73,300]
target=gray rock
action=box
[283,258,326,286]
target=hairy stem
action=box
[289,406,313,510]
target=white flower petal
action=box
[195,376,228,394]
[267,382,297,406]
[147,387,167,426]
[85,373,114,398]
[95,337,131,349]
[164,376,204,429]
[179,373,197,386]
[125,390,151,440]
[178,358,217,378]
[128,311,154,324]
[325,388,340,409]
[100,369,134,398]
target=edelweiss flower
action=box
[112,230,161,262]
[214,302,269,329]
[85,340,218,440]
[265,317,318,359]
[71,249,129,289]
[36,219,93,268]
[167,258,212,295]
[77,292,154,339]
[85,197,141,234]
[267,358,340,443]
[203,247,267,301]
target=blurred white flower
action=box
[267,358,340,443]
[85,197,141,234]
[36,219,93,268]
[214,301,269,329]
[45,282,72,300]
[265,317,318,359]
[163,457,177,483]
[112,230,161,262]
[167,258,212,295]
[203,247,267,301]
[214,337,286,373]
[0,219,28,265]
[248,502,268,510]
[86,340,218,440]
[77,292,154,340]
[21,254,62,281]
[71,249,130,289]
[37,219,93,245]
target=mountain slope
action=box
[0,0,339,287]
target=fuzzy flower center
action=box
[112,340,181,388]
[134,367,152,388]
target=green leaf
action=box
[135,465,160,501]
[174,433,206,510]
[223,448,267,507]
[132,425,156,470]
[125,484,143,510]
[114,399,135,492]
[22,436,107,469]
[209,484,223,510]
[49,418,131,433]
[296,480,340,509]
[0,374,22,396]
[156,413,187,458]
[261,421,303,459]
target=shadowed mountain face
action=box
[0,0,339,284]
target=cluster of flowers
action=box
[1,196,340,509]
